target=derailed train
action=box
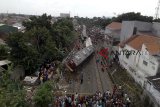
[66,45,94,71]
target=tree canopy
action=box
[0,66,28,107]
[76,12,160,29]
[112,12,153,22]
[33,81,54,107]
[0,45,9,60]
[8,14,75,74]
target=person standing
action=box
[80,72,83,84]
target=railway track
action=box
[93,43,105,93]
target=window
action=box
[143,60,148,66]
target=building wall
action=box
[134,21,152,31]
[105,28,120,41]
[146,81,160,105]
[118,44,159,85]
[120,21,135,42]
[60,13,70,18]
[152,22,160,36]
[118,45,146,86]
[120,21,152,42]
[105,27,111,34]
[138,44,159,76]
[112,30,121,41]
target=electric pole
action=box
[155,0,160,19]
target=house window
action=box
[143,60,148,66]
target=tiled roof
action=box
[119,34,160,55]
[127,35,160,54]
[106,22,122,30]
[118,35,138,48]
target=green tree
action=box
[7,32,40,74]
[0,65,28,107]
[0,45,9,60]
[8,14,75,74]
[26,27,58,66]
[23,13,52,31]
[112,12,153,22]
[33,81,54,107]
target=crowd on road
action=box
[54,85,131,107]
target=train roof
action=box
[72,45,94,66]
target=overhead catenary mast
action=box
[155,0,160,19]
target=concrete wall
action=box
[146,81,160,105]
[152,22,160,36]
[105,28,121,41]
[120,21,135,42]
[135,21,152,31]
[120,21,152,42]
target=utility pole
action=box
[155,0,160,19]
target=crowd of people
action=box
[38,61,56,84]
[54,85,131,107]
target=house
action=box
[105,22,122,45]
[12,22,25,32]
[120,21,152,42]
[118,34,160,105]
[60,13,70,18]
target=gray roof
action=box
[72,45,94,66]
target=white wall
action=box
[138,44,159,76]
[118,44,158,87]
[146,81,160,105]
[119,46,146,86]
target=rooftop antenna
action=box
[155,0,160,19]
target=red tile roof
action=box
[106,22,122,30]
[119,34,160,55]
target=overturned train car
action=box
[66,45,94,71]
